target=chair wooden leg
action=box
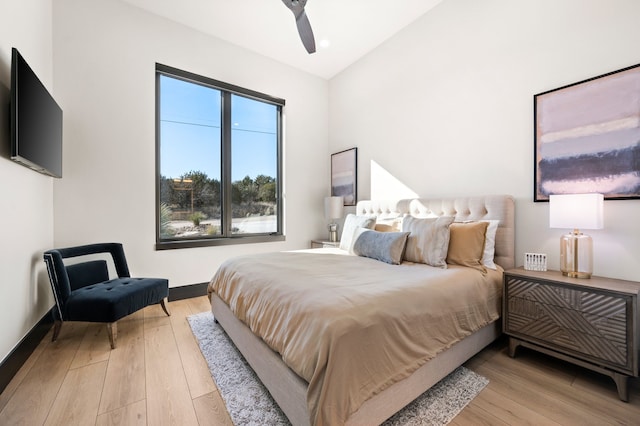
[160,298,171,317]
[107,322,117,349]
[52,320,62,342]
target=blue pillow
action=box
[352,229,410,265]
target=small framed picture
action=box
[331,147,357,206]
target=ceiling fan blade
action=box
[281,0,316,54]
[295,10,316,54]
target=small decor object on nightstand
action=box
[324,196,343,242]
[524,253,547,271]
[549,193,603,279]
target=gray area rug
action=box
[188,311,488,425]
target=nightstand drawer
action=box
[504,274,634,374]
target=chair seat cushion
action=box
[63,277,168,322]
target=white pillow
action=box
[481,220,499,270]
[339,214,377,252]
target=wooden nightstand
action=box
[503,267,640,401]
[310,239,340,249]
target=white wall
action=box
[0,1,56,363]
[52,0,329,287]
[330,0,640,281]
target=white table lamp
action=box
[549,193,604,279]
[324,196,344,242]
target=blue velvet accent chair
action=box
[43,243,170,349]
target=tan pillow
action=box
[446,221,489,272]
[402,216,454,268]
[374,217,402,233]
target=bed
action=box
[207,195,515,425]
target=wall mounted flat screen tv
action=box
[10,47,63,178]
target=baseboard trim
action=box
[0,308,53,396]
[0,282,208,395]
[168,282,208,301]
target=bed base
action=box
[211,293,500,426]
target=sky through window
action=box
[159,75,277,181]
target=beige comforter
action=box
[207,249,502,425]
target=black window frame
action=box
[155,63,285,250]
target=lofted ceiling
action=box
[120,0,443,79]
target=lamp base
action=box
[328,223,338,242]
[559,230,593,279]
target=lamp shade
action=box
[324,196,344,220]
[549,193,603,230]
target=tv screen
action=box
[10,47,63,178]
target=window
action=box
[155,64,284,249]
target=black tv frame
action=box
[10,47,63,178]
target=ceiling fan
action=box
[281,0,316,54]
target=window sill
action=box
[155,234,285,250]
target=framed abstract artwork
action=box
[331,147,357,206]
[534,63,640,201]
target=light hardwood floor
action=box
[1,295,639,425]
[0,296,232,426]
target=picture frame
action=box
[331,147,357,206]
[534,63,640,201]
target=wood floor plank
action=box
[98,316,146,414]
[485,348,640,423]
[572,367,640,405]
[0,326,53,413]
[143,303,172,330]
[145,323,199,426]
[96,399,147,426]
[567,370,640,422]
[476,362,613,425]
[449,403,511,426]
[468,386,561,425]
[0,322,87,425]
[503,345,579,384]
[170,300,217,399]
[187,294,213,313]
[192,391,234,426]
[44,361,107,425]
[69,323,111,370]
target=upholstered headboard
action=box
[355,195,515,270]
